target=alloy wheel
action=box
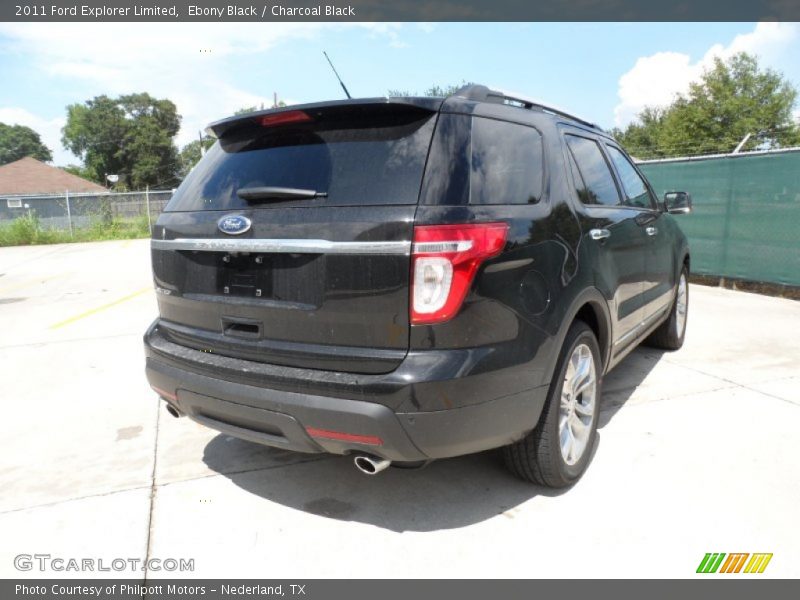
[558,343,597,466]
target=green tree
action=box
[178,136,215,178]
[61,164,99,182]
[387,81,473,97]
[613,53,800,159]
[608,108,666,160]
[0,123,53,165]
[61,93,181,189]
[235,101,286,115]
[235,104,266,115]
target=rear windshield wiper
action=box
[236,186,328,202]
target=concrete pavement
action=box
[0,239,798,578]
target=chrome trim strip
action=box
[613,324,639,348]
[151,238,411,255]
[412,240,473,253]
[613,307,670,347]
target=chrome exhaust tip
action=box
[353,454,391,475]
[165,404,183,418]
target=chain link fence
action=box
[0,189,173,236]
[3,150,800,288]
[639,148,800,288]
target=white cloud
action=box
[0,22,406,165]
[614,22,799,127]
[0,107,68,165]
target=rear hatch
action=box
[151,99,440,374]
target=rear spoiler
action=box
[206,97,443,139]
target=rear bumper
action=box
[144,322,548,462]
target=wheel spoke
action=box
[570,356,592,397]
[560,422,573,457]
[675,274,688,335]
[574,400,593,417]
[566,434,576,464]
[573,372,594,398]
[564,360,575,385]
[570,436,584,463]
[572,350,596,399]
[570,415,588,437]
[559,413,569,432]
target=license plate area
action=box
[219,253,272,298]
[168,250,327,306]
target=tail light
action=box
[256,110,312,127]
[411,223,508,325]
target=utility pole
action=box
[145,184,152,234]
[65,189,73,238]
[273,92,278,108]
[732,133,752,154]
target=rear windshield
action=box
[165,107,436,211]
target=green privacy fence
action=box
[639,149,800,287]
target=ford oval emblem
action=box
[218,214,251,235]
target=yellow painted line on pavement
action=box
[49,287,151,330]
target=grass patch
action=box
[0,213,151,247]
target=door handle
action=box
[635,212,657,226]
[646,226,658,236]
[590,228,611,241]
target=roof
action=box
[0,157,107,196]
[451,84,602,131]
[207,86,602,140]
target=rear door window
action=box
[470,117,544,205]
[605,145,656,209]
[565,135,621,207]
[420,114,544,205]
[165,108,436,211]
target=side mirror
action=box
[664,191,692,215]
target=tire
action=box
[503,321,602,487]
[645,265,689,351]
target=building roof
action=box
[0,157,107,195]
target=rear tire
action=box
[503,321,602,487]
[645,265,688,350]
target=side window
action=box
[565,135,620,207]
[606,145,655,209]
[470,117,544,205]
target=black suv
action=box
[144,85,691,487]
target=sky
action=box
[0,21,798,166]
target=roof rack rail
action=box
[452,84,601,131]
